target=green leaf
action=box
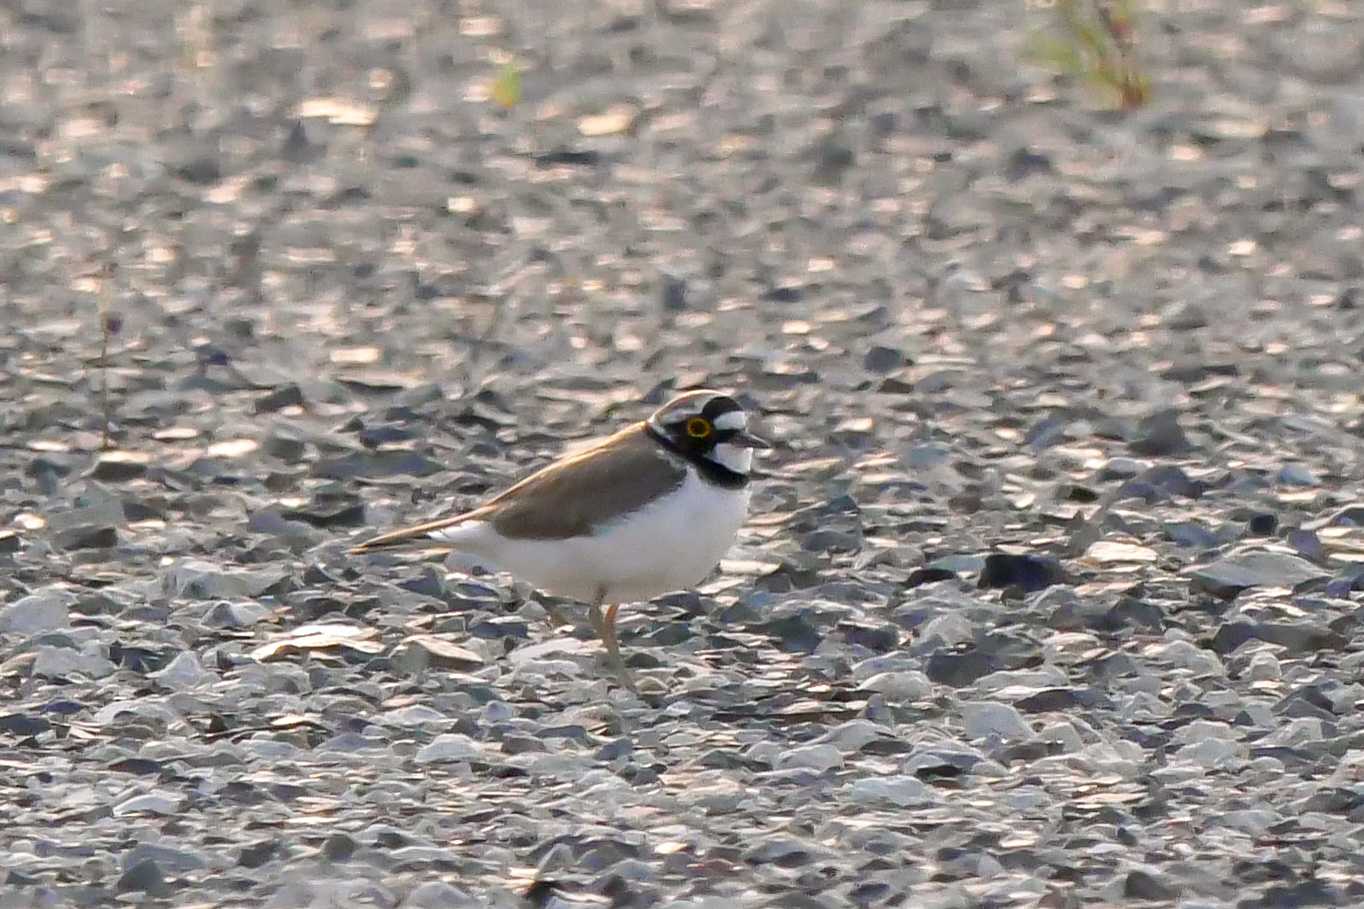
[490,62,521,109]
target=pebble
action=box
[0,589,74,634]
[1190,551,1329,598]
[858,670,932,701]
[148,651,211,689]
[977,553,1066,592]
[845,776,934,808]
[1129,409,1193,456]
[165,560,291,599]
[776,744,844,772]
[415,734,484,764]
[961,702,1034,741]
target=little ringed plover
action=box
[349,389,770,689]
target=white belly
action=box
[435,471,751,604]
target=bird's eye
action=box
[686,417,712,438]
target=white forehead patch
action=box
[713,410,747,431]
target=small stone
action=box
[1190,552,1329,598]
[323,833,358,861]
[858,671,932,701]
[394,635,484,672]
[817,719,890,753]
[53,525,118,550]
[89,450,151,481]
[775,743,844,772]
[845,775,933,808]
[1325,570,1364,598]
[1325,504,1364,527]
[1086,541,1158,563]
[1098,457,1147,480]
[1141,465,1204,498]
[405,881,477,909]
[1247,652,1281,682]
[254,383,305,414]
[149,652,210,689]
[758,613,823,653]
[117,859,169,896]
[1124,869,1179,901]
[166,560,291,599]
[33,645,116,679]
[904,567,957,588]
[925,649,1000,687]
[262,432,307,462]
[1287,529,1324,561]
[0,713,50,736]
[1164,521,1222,549]
[1247,513,1279,537]
[1148,640,1224,675]
[0,589,75,634]
[114,791,180,816]
[313,451,443,479]
[124,843,207,874]
[237,840,279,869]
[416,733,483,764]
[863,346,905,374]
[961,702,1034,741]
[1129,409,1192,456]
[659,274,688,311]
[978,553,1066,592]
[1278,464,1318,486]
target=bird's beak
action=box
[733,429,772,449]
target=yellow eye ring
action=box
[686,417,712,439]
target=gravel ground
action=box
[3,0,1364,906]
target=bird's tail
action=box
[348,512,475,555]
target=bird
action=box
[349,389,771,690]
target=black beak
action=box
[733,429,772,450]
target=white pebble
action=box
[961,701,1034,741]
[415,733,482,764]
[776,743,844,772]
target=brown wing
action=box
[485,424,686,539]
[348,423,685,552]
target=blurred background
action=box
[4,0,1362,435]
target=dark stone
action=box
[262,433,307,462]
[757,614,823,653]
[660,274,688,311]
[1103,598,1166,631]
[1142,465,1205,499]
[1288,529,1324,562]
[978,553,1066,593]
[1210,622,1259,655]
[53,525,118,550]
[0,713,50,736]
[322,833,357,862]
[117,859,169,896]
[1247,512,1278,536]
[1129,409,1192,456]
[237,840,279,869]
[1124,870,1178,901]
[468,617,529,640]
[89,455,148,481]
[254,384,305,414]
[905,567,957,588]
[924,647,1000,687]
[863,346,904,373]
[839,621,899,652]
